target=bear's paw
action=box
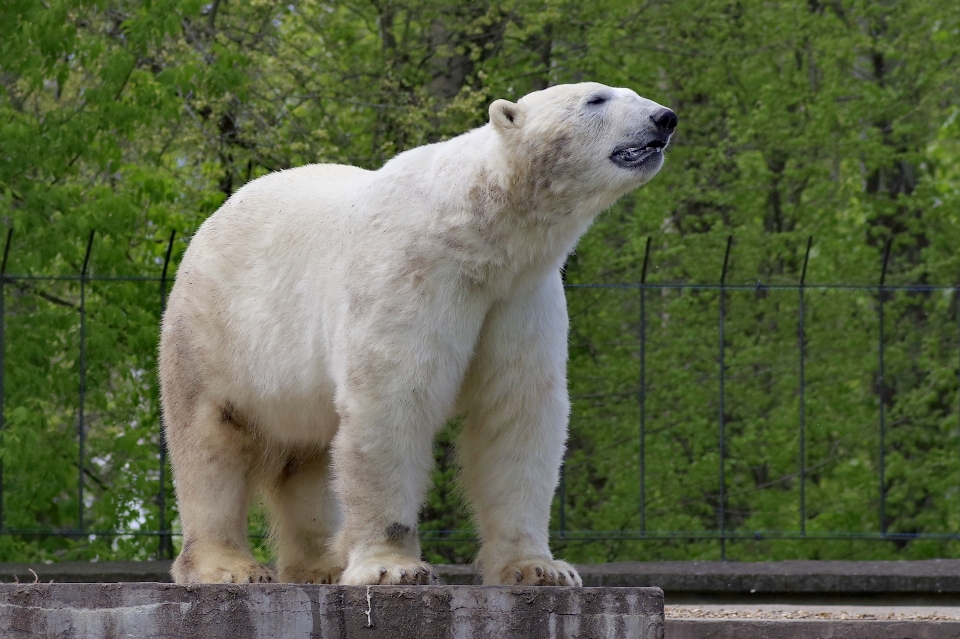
[279,557,344,585]
[493,559,582,587]
[172,548,276,584]
[339,555,439,585]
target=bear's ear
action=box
[489,99,526,131]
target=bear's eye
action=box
[586,95,609,106]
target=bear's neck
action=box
[429,127,605,289]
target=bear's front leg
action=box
[330,411,440,585]
[458,273,583,587]
[330,308,477,586]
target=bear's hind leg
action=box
[166,399,275,584]
[266,446,344,584]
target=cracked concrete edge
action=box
[665,618,960,639]
[6,559,960,594]
[0,583,665,639]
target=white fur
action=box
[160,82,674,586]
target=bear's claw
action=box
[339,557,439,585]
[493,559,582,587]
[279,561,344,585]
[175,557,276,584]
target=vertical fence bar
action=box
[719,235,732,560]
[878,237,892,536]
[956,280,959,524]
[0,229,11,533]
[78,230,95,532]
[158,230,176,559]
[639,237,651,534]
[798,236,812,537]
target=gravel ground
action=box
[665,604,960,621]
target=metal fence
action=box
[554,236,960,560]
[0,231,958,562]
[0,229,178,559]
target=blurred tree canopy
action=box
[0,0,958,563]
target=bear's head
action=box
[488,82,677,209]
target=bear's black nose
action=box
[651,108,678,132]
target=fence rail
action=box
[0,230,958,563]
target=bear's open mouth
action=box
[610,140,667,169]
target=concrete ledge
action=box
[0,583,664,639]
[0,560,176,584]
[5,559,960,599]
[666,618,960,639]
[578,559,960,596]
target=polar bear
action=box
[159,82,676,586]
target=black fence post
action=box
[878,237,892,536]
[798,236,812,537]
[0,228,11,533]
[719,235,733,560]
[639,236,651,534]
[78,230,95,532]
[158,230,176,560]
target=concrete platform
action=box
[5,560,960,637]
[0,583,665,639]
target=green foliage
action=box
[0,0,958,563]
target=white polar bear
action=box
[159,82,676,586]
